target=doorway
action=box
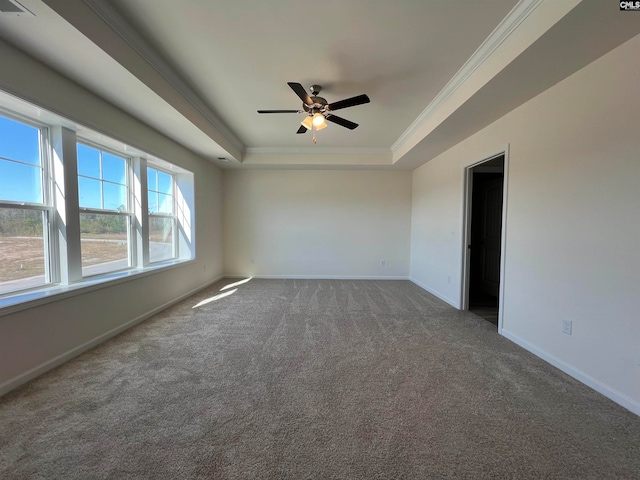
[463,154,506,328]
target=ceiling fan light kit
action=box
[300,114,326,131]
[258,82,370,144]
[301,116,313,130]
[312,112,326,127]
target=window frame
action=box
[147,165,178,263]
[0,110,56,293]
[76,140,135,277]
[0,89,196,313]
[76,140,131,212]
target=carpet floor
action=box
[1,279,639,479]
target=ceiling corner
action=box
[77,0,245,159]
[390,0,580,165]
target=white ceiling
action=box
[108,0,518,149]
[0,0,639,169]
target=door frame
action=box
[461,146,509,333]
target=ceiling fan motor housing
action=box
[303,96,327,114]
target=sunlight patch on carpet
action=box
[192,288,237,308]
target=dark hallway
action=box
[468,156,504,326]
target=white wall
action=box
[223,169,411,278]
[410,34,640,414]
[0,40,223,393]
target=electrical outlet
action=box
[447,276,451,284]
[562,319,572,335]
[380,259,386,267]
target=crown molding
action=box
[81,0,244,154]
[245,147,391,156]
[391,0,544,154]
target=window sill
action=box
[0,258,194,317]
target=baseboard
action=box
[240,275,411,280]
[501,328,640,417]
[0,275,224,397]
[409,277,460,308]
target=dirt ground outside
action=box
[0,235,128,282]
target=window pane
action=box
[78,176,102,209]
[0,159,42,203]
[158,193,173,214]
[147,167,158,191]
[80,213,129,276]
[157,171,172,195]
[0,208,47,295]
[77,144,100,178]
[0,116,40,165]
[148,191,158,214]
[103,182,127,211]
[102,152,126,184]
[149,216,174,263]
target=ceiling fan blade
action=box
[325,114,358,130]
[296,125,307,134]
[257,110,301,113]
[287,82,313,106]
[327,94,370,111]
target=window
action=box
[147,167,176,263]
[0,89,195,305]
[77,143,131,277]
[0,114,51,295]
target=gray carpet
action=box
[1,279,639,479]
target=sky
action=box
[0,116,41,204]
[0,115,172,213]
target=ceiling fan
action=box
[258,82,370,142]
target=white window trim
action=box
[75,141,134,277]
[147,165,178,263]
[0,90,195,314]
[0,112,55,291]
